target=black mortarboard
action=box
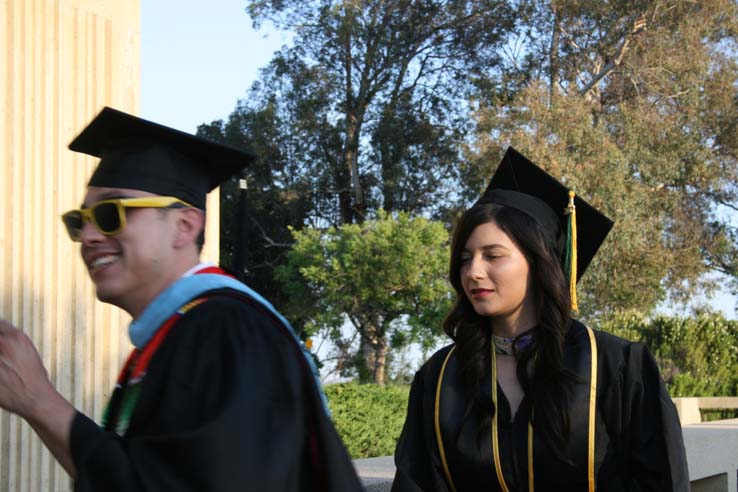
[475,147,614,286]
[68,107,255,209]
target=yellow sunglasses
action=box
[61,196,193,241]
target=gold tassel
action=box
[567,190,578,312]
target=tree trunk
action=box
[372,341,388,386]
[337,164,354,225]
[357,334,372,383]
[345,115,364,223]
[549,2,560,107]
[379,109,399,213]
[359,330,388,385]
[340,9,364,225]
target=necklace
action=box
[492,331,534,355]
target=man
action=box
[0,107,363,491]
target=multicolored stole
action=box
[102,297,207,435]
[102,265,327,435]
[434,326,598,491]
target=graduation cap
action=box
[475,147,614,310]
[68,107,256,209]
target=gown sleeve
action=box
[69,295,363,492]
[392,356,451,492]
[602,341,690,492]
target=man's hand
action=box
[0,318,77,477]
[0,319,54,416]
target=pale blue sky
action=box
[140,2,737,318]
[141,0,284,133]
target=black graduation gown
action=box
[392,320,690,492]
[70,290,363,492]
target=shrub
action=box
[325,382,410,458]
[600,313,738,397]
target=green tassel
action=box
[565,190,578,312]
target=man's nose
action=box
[78,219,105,245]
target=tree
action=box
[202,0,738,372]
[275,212,451,384]
[199,0,519,365]
[465,0,738,318]
[236,0,516,224]
[199,102,329,308]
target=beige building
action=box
[1,1,218,490]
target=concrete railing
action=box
[353,456,395,492]
[673,397,738,425]
[684,418,738,492]
[354,418,738,492]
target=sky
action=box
[140,1,737,319]
[141,0,285,133]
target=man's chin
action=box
[94,286,122,307]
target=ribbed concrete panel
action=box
[0,0,179,490]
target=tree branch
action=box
[578,14,646,98]
[249,215,293,248]
[549,2,561,107]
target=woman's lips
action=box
[470,288,494,299]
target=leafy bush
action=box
[325,382,410,458]
[600,313,738,397]
[277,213,451,384]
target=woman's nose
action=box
[466,256,485,280]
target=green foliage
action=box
[325,382,409,459]
[205,0,516,315]
[704,223,738,299]
[276,212,452,384]
[198,115,311,308]
[237,0,517,224]
[600,313,738,396]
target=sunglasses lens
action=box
[61,211,83,241]
[93,202,122,234]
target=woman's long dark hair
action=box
[443,202,576,459]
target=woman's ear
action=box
[173,208,205,249]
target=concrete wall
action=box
[673,397,738,425]
[1,1,140,490]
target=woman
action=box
[392,148,689,491]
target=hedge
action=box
[600,313,738,397]
[325,382,410,459]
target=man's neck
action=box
[123,259,203,319]
[181,261,216,277]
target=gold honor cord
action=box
[435,328,598,491]
[435,347,459,492]
[490,342,511,492]
[586,326,598,492]
[528,416,534,492]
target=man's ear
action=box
[173,208,205,249]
